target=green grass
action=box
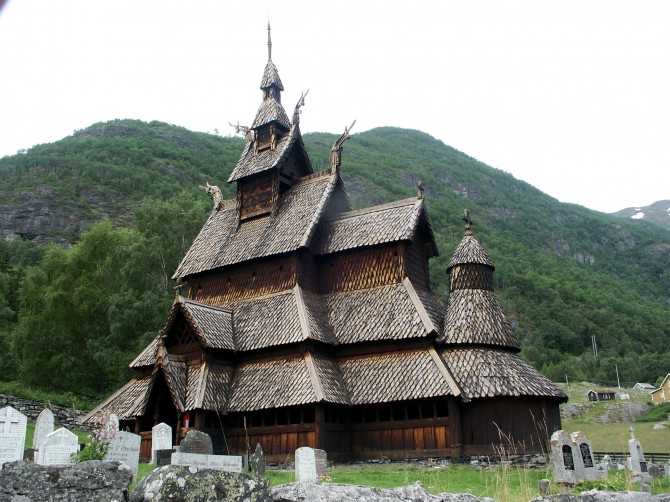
[560,421,670,453]
[637,402,670,423]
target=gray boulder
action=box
[130,464,270,501]
[0,460,132,501]
[530,489,670,501]
[270,481,494,501]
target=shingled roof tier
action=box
[325,280,444,344]
[227,352,350,412]
[174,171,338,278]
[440,348,567,401]
[447,235,494,271]
[312,198,437,256]
[338,348,459,405]
[83,375,154,422]
[260,59,284,91]
[443,289,520,350]
[251,96,291,130]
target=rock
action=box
[130,464,270,501]
[648,464,666,479]
[0,460,132,501]
[653,423,667,430]
[270,481,494,501]
[530,488,670,501]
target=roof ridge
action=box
[325,197,421,222]
[181,296,233,313]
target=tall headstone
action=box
[571,431,606,481]
[295,447,327,482]
[0,406,27,465]
[550,430,578,484]
[151,422,173,465]
[109,414,120,431]
[179,429,213,455]
[249,443,265,476]
[105,431,141,478]
[32,408,55,458]
[38,427,79,465]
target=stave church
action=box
[85,26,566,462]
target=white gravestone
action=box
[0,406,27,465]
[38,427,79,466]
[170,452,243,472]
[628,438,650,474]
[105,431,141,477]
[32,408,55,453]
[570,431,606,481]
[151,422,172,465]
[550,430,578,484]
[295,447,327,481]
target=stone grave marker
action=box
[109,413,120,431]
[571,431,606,481]
[171,429,242,472]
[179,429,213,455]
[170,451,243,472]
[156,448,175,466]
[550,430,578,484]
[32,408,55,452]
[295,447,327,481]
[249,443,265,476]
[38,427,79,465]
[628,438,649,474]
[105,430,141,477]
[151,422,173,465]
[0,406,27,465]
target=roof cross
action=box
[462,208,474,236]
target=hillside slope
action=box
[1,119,669,396]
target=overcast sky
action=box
[1,1,668,213]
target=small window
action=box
[364,407,377,423]
[303,407,315,423]
[289,407,301,424]
[407,404,420,420]
[276,410,288,425]
[421,401,435,419]
[391,403,405,421]
[350,408,363,424]
[435,400,449,418]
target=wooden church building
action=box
[85,27,566,461]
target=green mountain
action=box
[1,119,669,399]
[612,200,670,231]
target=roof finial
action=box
[417,180,425,199]
[174,278,184,297]
[462,208,474,236]
[267,20,272,61]
[329,120,356,172]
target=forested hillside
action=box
[1,119,669,402]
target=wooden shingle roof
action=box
[443,289,519,350]
[312,198,437,256]
[325,281,443,344]
[440,348,566,401]
[82,374,154,423]
[129,336,159,368]
[251,96,291,130]
[260,59,284,91]
[174,171,338,278]
[177,298,234,350]
[228,125,299,181]
[226,352,349,412]
[447,235,494,271]
[339,349,459,405]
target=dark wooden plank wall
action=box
[239,175,275,219]
[225,424,316,459]
[189,254,298,305]
[460,398,557,455]
[317,243,404,293]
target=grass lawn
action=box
[560,420,670,453]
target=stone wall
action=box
[0,394,89,430]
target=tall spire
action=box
[267,21,272,61]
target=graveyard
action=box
[3,393,670,500]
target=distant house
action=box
[633,383,655,391]
[650,374,670,405]
[586,389,616,402]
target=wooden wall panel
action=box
[318,244,404,293]
[189,255,298,304]
[239,175,275,219]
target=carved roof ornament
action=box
[462,208,474,236]
[329,120,356,172]
[200,182,224,210]
[173,278,184,297]
[417,180,425,199]
[292,89,309,125]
